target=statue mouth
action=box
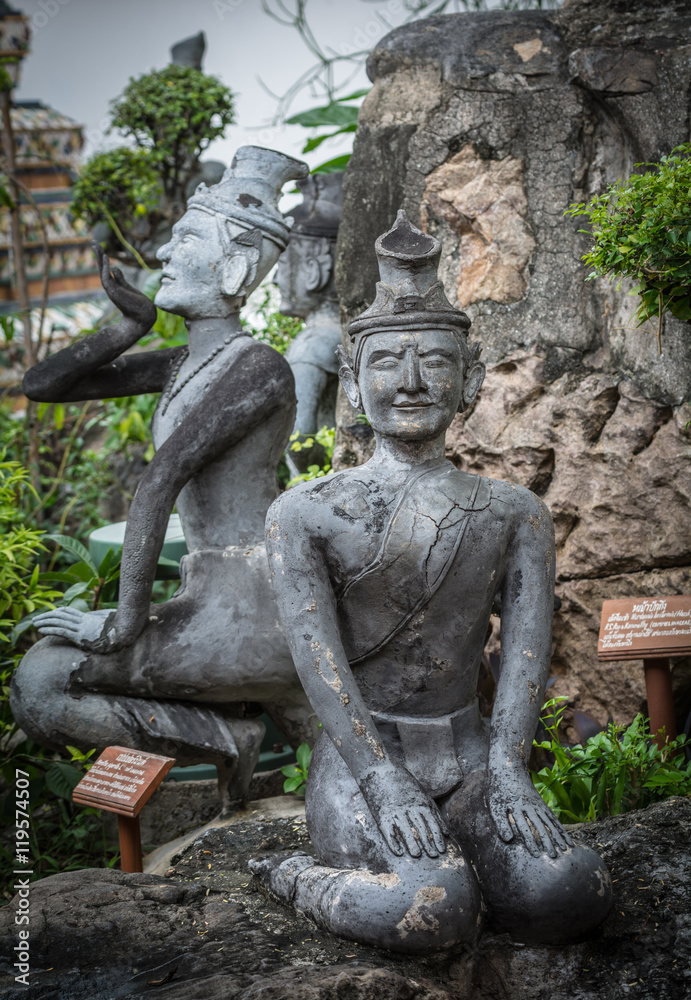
[160,273,175,284]
[393,400,433,409]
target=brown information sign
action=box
[598,596,691,661]
[72,745,175,818]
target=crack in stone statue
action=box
[11,146,318,807]
[252,211,613,952]
[278,173,343,476]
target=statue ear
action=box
[337,344,362,411]
[459,359,485,412]
[222,228,262,297]
[304,257,323,293]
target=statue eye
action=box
[370,359,398,370]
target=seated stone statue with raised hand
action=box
[254,212,612,953]
[12,146,316,804]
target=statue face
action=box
[357,329,465,442]
[276,235,332,318]
[155,209,237,320]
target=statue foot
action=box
[249,851,316,902]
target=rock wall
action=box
[334,0,691,728]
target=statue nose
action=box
[401,352,424,393]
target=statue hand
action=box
[487,766,574,859]
[33,607,125,653]
[92,242,157,333]
[359,762,448,859]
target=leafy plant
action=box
[0,741,120,884]
[287,89,367,174]
[110,65,235,203]
[0,454,62,644]
[566,143,691,352]
[242,284,303,354]
[287,425,335,486]
[531,697,691,823]
[281,741,312,796]
[71,147,162,259]
[74,64,235,266]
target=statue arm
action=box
[22,244,168,402]
[486,489,573,857]
[266,496,448,860]
[289,361,328,435]
[35,343,293,651]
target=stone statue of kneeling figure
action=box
[253,211,612,953]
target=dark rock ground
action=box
[1,798,689,1000]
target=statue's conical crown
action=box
[288,172,343,239]
[348,210,470,341]
[187,145,309,249]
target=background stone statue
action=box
[12,146,317,806]
[278,173,343,474]
[253,212,612,953]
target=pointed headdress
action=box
[187,145,309,250]
[348,210,471,371]
[287,172,343,239]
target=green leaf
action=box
[45,761,83,801]
[296,742,312,772]
[311,154,351,175]
[283,775,305,795]
[302,124,357,153]
[43,534,98,576]
[287,103,359,129]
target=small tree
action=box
[72,65,235,267]
[567,143,691,352]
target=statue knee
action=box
[378,860,482,954]
[10,639,83,749]
[483,840,612,945]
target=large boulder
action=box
[1,800,689,999]
[334,0,691,727]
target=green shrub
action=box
[71,147,162,235]
[532,697,691,823]
[566,143,691,350]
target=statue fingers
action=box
[393,813,422,858]
[35,624,81,639]
[489,797,515,843]
[421,807,447,855]
[523,805,557,858]
[538,805,573,851]
[406,809,439,858]
[34,608,83,626]
[381,818,405,857]
[511,810,541,858]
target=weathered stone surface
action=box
[444,348,691,725]
[334,0,691,725]
[337,0,691,404]
[2,800,689,999]
[421,145,535,308]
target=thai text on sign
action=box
[598,596,691,661]
[72,746,175,817]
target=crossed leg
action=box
[251,732,482,954]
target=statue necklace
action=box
[158,332,250,416]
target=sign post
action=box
[72,746,176,872]
[597,596,691,749]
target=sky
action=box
[12,0,415,171]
